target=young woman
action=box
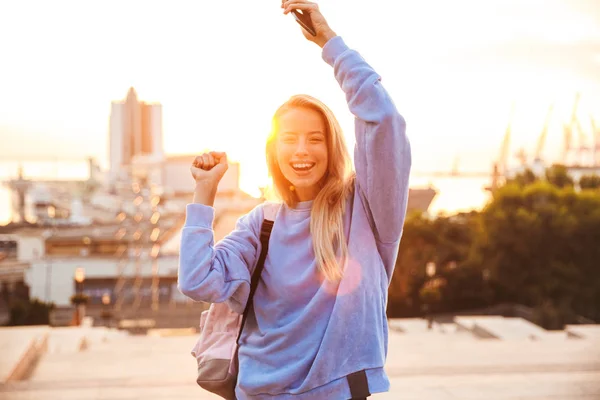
[179,1,411,399]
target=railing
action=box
[6,332,48,382]
[49,307,75,327]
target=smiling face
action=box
[276,107,329,202]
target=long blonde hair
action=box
[266,94,355,282]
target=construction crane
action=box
[563,94,579,164]
[592,116,600,167]
[563,123,573,164]
[563,92,593,166]
[498,103,515,176]
[515,147,528,166]
[576,120,590,163]
[489,103,515,191]
[534,104,554,162]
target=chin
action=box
[279,164,327,198]
[290,178,316,188]
[287,173,323,188]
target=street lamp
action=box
[72,267,86,326]
[483,268,491,281]
[74,267,85,294]
[101,292,112,327]
[422,262,438,330]
[482,268,491,304]
[426,262,436,278]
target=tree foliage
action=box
[545,164,574,188]
[580,174,600,190]
[8,298,55,326]
[388,167,600,328]
[389,211,484,317]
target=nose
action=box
[294,138,309,156]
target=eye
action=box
[310,135,325,143]
[281,135,296,144]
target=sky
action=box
[1,0,599,195]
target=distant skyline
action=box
[108,87,164,183]
[1,0,599,195]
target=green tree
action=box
[388,212,481,317]
[473,180,600,326]
[390,165,599,327]
[545,164,574,188]
[579,174,600,190]
[508,168,538,187]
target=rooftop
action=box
[1,317,598,399]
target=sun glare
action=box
[1,0,599,214]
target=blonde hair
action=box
[266,94,355,282]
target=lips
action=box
[290,162,316,172]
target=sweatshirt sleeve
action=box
[322,36,411,245]
[177,203,262,314]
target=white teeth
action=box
[292,163,314,169]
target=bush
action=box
[419,286,442,306]
[8,298,55,326]
[70,293,89,305]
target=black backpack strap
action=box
[236,218,274,344]
[347,370,370,399]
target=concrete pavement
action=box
[1,318,599,399]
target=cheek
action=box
[317,145,328,166]
[315,145,329,178]
[276,145,292,170]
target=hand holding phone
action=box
[282,0,337,47]
[291,9,317,37]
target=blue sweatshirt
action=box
[178,36,411,400]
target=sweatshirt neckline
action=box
[287,200,313,212]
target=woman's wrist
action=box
[192,181,217,206]
[317,30,337,48]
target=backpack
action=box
[190,204,278,400]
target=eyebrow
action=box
[281,131,325,135]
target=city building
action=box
[109,87,164,186]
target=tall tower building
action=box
[109,88,164,183]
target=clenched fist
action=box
[190,152,228,206]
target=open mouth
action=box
[290,162,316,172]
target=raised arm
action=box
[178,152,263,313]
[323,37,411,245]
[282,0,412,245]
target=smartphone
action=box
[291,9,317,36]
